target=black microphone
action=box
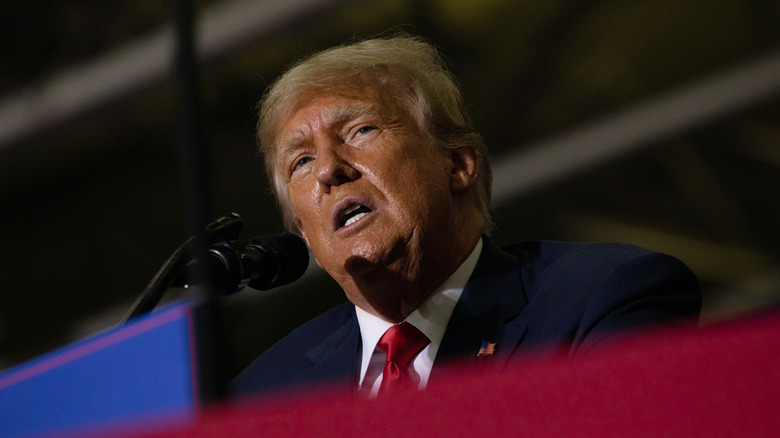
[180,233,310,295]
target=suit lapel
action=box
[301,308,361,390]
[433,238,529,378]
[295,239,530,388]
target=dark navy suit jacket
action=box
[229,238,701,398]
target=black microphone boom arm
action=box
[120,213,309,324]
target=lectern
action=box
[0,301,206,438]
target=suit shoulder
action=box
[493,239,700,355]
[228,302,357,398]
[264,302,356,354]
[500,240,694,296]
[503,240,653,265]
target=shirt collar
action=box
[355,238,483,384]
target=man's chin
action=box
[335,234,400,273]
[343,254,385,277]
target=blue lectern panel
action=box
[0,301,201,438]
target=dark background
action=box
[1,0,779,376]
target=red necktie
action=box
[377,322,430,395]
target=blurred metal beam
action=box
[0,0,348,149]
[702,269,780,323]
[492,50,780,205]
[2,1,779,203]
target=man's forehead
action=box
[293,89,384,121]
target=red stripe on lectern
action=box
[0,304,192,391]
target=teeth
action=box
[338,203,372,228]
[342,204,361,216]
[344,212,367,227]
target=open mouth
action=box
[337,203,373,229]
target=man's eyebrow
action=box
[328,103,382,125]
[276,133,306,171]
[277,103,383,159]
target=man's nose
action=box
[314,142,359,188]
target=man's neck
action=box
[355,237,484,393]
[349,234,483,322]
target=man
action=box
[230,35,701,399]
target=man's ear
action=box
[450,147,479,194]
[294,218,322,268]
[293,217,308,244]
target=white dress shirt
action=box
[355,238,482,397]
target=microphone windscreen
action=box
[246,233,309,290]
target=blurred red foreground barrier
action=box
[142,312,780,437]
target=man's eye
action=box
[293,156,313,171]
[356,126,376,135]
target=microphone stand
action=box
[120,210,310,403]
[120,213,243,324]
[130,0,228,401]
